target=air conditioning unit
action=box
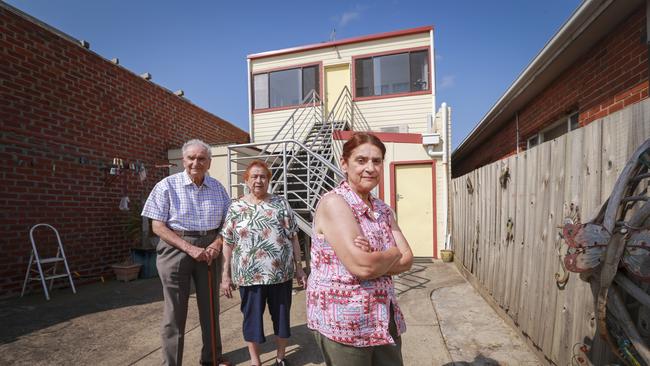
[379,125,409,133]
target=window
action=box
[527,135,540,149]
[542,111,580,142]
[253,74,269,110]
[253,65,319,110]
[355,50,429,98]
[527,111,580,150]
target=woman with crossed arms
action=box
[307,132,414,366]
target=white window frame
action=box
[527,135,540,149]
[527,111,579,149]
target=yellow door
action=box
[395,164,435,257]
[324,64,350,117]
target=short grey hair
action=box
[182,139,212,158]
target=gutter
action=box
[452,0,613,160]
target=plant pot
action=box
[111,263,142,282]
[130,247,158,279]
[440,249,454,263]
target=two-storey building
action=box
[239,26,451,258]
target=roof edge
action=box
[248,25,433,60]
[1,1,247,135]
[452,0,612,160]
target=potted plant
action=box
[125,199,157,249]
[111,257,142,282]
[123,199,159,278]
[440,234,454,263]
[124,199,144,246]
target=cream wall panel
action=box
[252,107,310,142]
[356,94,431,133]
[250,33,430,72]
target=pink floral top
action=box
[306,181,406,347]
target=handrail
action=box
[229,139,344,179]
[227,86,374,238]
[269,89,321,142]
[326,85,371,132]
[326,85,351,122]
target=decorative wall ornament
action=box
[557,139,650,365]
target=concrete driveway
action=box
[0,262,541,365]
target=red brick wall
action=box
[0,7,249,297]
[453,5,648,177]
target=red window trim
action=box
[389,160,438,258]
[351,46,432,102]
[251,61,324,113]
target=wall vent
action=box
[379,125,409,133]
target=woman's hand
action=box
[295,266,307,288]
[314,194,402,280]
[353,236,372,252]
[220,276,234,298]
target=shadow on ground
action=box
[393,263,431,295]
[443,353,501,365]
[0,277,163,344]
[222,324,323,366]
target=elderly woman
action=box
[306,132,414,366]
[220,160,307,366]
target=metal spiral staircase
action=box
[227,86,371,236]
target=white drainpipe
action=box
[441,103,449,254]
[425,103,450,255]
[430,29,436,131]
[247,58,253,142]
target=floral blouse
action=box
[306,181,406,347]
[222,194,299,286]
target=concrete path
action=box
[0,262,541,365]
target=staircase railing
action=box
[227,139,345,235]
[326,86,372,132]
[227,86,372,237]
[266,90,322,148]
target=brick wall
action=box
[453,5,648,177]
[0,6,249,297]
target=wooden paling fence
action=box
[451,100,650,365]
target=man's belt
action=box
[172,229,218,237]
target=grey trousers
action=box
[156,233,222,366]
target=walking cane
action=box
[207,263,217,366]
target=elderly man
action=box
[142,139,231,366]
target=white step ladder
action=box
[21,224,77,300]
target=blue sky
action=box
[6,0,581,148]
